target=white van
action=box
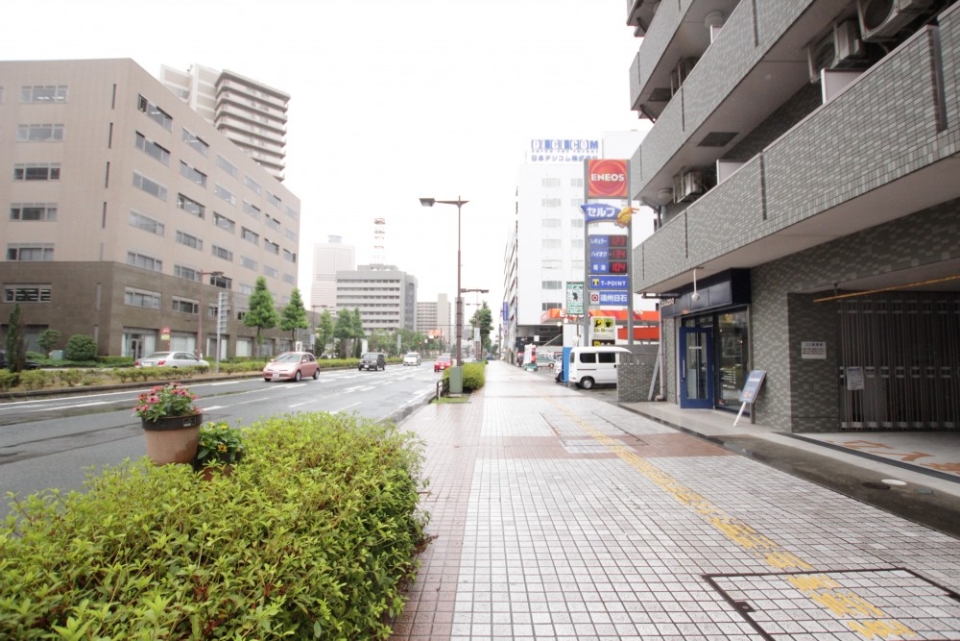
[567,346,632,389]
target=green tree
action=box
[316,309,335,356]
[333,309,355,358]
[280,288,309,344]
[4,305,26,372]
[350,308,365,358]
[243,276,279,353]
[38,329,61,358]
[65,334,98,362]
[470,302,494,354]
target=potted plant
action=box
[194,422,245,479]
[133,382,203,465]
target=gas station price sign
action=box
[588,235,629,275]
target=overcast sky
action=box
[5,0,650,311]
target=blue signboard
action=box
[589,235,609,248]
[580,203,620,223]
[589,249,608,260]
[590,276,628,290]
[599,291,629,305]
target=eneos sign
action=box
[586,159,628,198]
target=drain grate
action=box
[705,568,960,641]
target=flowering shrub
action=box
[195,421,245,467]
[133,382,199,422]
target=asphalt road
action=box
[0,364,439,518]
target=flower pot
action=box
[141,413,203,465]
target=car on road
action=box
[0,350,42,370]
[434,353,452,372]
[135,351,209,369]
[359,352,386,371]
[403,352,422,366]
[263,351,320,382]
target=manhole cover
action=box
[862,481,891,490]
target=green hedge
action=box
[0,413,429,640]
[442,361,486,391]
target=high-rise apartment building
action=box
[0,59,301,359]
[336,265,417,333]
[311,235,356,311]
[626,0,960,431]
[160,64,288,182]
[416,294,451,343]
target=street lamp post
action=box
[420,196,468,367]
[197,270,224,359]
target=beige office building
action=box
[159,64,288,182]
[0,59,301,359]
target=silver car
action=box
[135,351,210,368]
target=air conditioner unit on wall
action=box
[670,58,698,96]
[673,170,705,203]
[807,20,866,83]
[857,0,934,42]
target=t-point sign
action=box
[586,159,628,199]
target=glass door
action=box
[679,327,714,409]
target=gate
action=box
[838,293,960,429]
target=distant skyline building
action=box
[416,294,451,344]
[311,235,356,311]
[336,264,417,333]
[159,64,289,182]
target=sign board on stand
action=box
[734,370,766,426]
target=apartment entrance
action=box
[838,293,960,429]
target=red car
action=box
[434,354,452,372]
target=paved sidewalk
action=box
[390,362,960,641]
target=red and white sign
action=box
[586,159,628,199]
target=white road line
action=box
[204,405,225,411]
[331,402,361,414]
[210,380,244,387]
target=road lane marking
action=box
[555,403,918,640]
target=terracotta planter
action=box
[141,413,203,465]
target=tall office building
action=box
[0,59,302,359]
[336,265,417,333]
[626,0,960,431]
[416,294,451,343]
[311,235,356,311]
[160,64,288,182]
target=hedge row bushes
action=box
[441,361,487,391]
[0,412,429,640]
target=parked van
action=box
[567,346,632,390]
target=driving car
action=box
[359,352,386,371]
[434,353,452,372]
[135,351,210,368]
[262,351,320,382]
[403,352,422,366]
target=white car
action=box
[135,351,210,368]
[403,352,422,366]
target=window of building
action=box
[179,161,207,187]
[542,281,562,290]
[282,273,295,285]
[571,178,583,187]
[133,172,168,201]
[263,265,278,278]
[571,239,584,249]
[541,198,561,207]
[213,212,235,233]
[182,128,209,156]
[572,259,584,272]
[17,123,65,142]
[542,259,561,269]
[177,193,205,218]
[542,239,561,249]
[215,184,236,206]
[542,218,561,228]
[238,283,253,295]
[172,297,199,314]
[284,205,299,221]
[283,249,296,263]
[263,239,280,255]
[541,177,561,187]
[4,285,52,303]
[241,227,259,245]
[264,215,280,231]
[11,203,57,221]
[138,95,173,131]
[216,154,238,177]
[129,210,164,235]
[571,218,584,228]
[266,192,281,208]
[242,200,260,219]
[212,245,233,261]
[7,243,54,261]
[126,251,162,272]
[174,265,199,281]
[284,228,298,243]
[176,230,203,251]
[571,197,583,207]
[240,255,258,270]
[243,175,261,194]
[124,287,161,309]
[135,132,170,165]
[211,274,232,289]
[542,302,563,311]
[14,163,61,181]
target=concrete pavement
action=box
[391,361,960,641]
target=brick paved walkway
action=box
[390,362,960,641]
